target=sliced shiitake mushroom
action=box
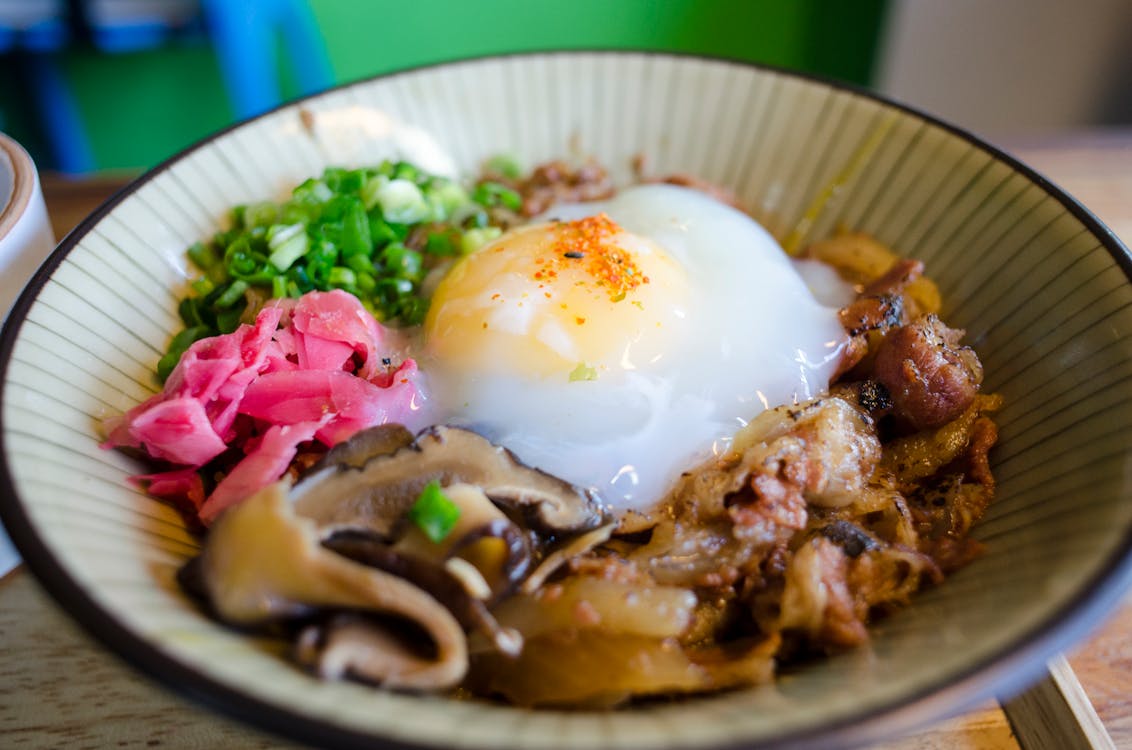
[292,425,607,537]
[181,424,610,690]
[193,483,469,689]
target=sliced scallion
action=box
[266,223,309,271]
[376,178,430,224]
[484,153,522,180]
[461,226,502,255]
[156,325,211,381]
[407,480,461,543]
[160,157,516,382]
[328,266,357,287]
[214,280,249,308]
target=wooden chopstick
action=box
[1001,657,1116,750]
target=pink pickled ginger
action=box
[102,290,426,524]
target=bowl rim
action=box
[2,48,1132,750]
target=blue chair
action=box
[7,0,334,173]
[201,0,334,120]
[0,0,68,53]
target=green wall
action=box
[1,0,887,173]
[311,0,885,85]
[63,44,236,171]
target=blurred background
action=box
[1,0,1130,176]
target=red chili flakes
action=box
[541,214,649,302]
[575,316,586,325]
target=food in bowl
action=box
[102,156,999,707]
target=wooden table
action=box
[2,132,1130,749]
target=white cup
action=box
[0,132,55,317]
[0,131,55,576]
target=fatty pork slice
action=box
[873,315,983,431]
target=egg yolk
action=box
[424,214,689,377]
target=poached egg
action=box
[419,184,848,512]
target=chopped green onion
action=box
[324,167,367,194]
[392,161,420,182]
[216,306,245,334]
[426,179,470,220]
[160,159,512,381]
[293,177,333,204]
[484,153,522,180]
[266,223,309,271]
[356,272,377,294]
[379,244,423,280]
[328,266,357,287]
[288,265,314,293]
[398,296,429,325]
[156,325,212,381]
[368,214,400,246]
[190,277,215,297]
[408,481,461,542]
[375,177,430,224]
[462,207,490,229]
[339,200,372,256]
[235,201,280,229]
[461,226,502,255]
[360,174,384,211]
[214,280,248,308]
[569,362,598,382]
[281,201,320,225]
[187,242,219,271]
[223,238,265,280]
[376,277,414,298]
[426,231,456,256]
[344,253,374,275]
[472,181,522,211]
[178,297,206,328]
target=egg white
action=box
[414,184,848,513]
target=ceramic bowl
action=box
[2,52,1131,750]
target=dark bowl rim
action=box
[1,48,1131,750]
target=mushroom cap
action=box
[196,483,469,689]
[180,424,610,691]
[292,425,607,538]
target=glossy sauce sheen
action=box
[419,185,848,511]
